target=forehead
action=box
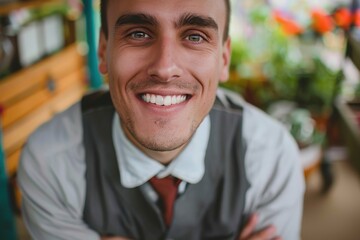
[106,0,227,30]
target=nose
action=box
[147,38,183,82]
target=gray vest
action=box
[81,91,249,240]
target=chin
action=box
[137,131,191,152]
[124,114,200,153]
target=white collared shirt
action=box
[113,114,210,188]
[18,88,304,240]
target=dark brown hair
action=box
[100,0,231,41]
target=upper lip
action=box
[137,89,192,96]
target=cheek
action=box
[108,51,140,88]
[191,54,222,89]
[192,54,221,112]
[107,55,131,108]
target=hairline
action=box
[100,0,231,42]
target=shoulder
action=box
[226,94,305,225]
[217,87,293,148]
[242,100,301,189]
[26,102,83,160]
[17,101,98,238]
[218,87,302,197]
[18,101,86,213]
[18,101,85,193]
[242,99,295,152]
[241,98,300,165]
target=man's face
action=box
[98,0,231,160]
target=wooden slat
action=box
[0,0,64,15]
[50,81,86,114]
[6,149,21,177]
[3,80,86,155]
[54,67,87,94]
[0,44,84,106]
[1,89,51,128]
[48,51,85,84]
[1,66,86,129]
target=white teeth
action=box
[171,96,177,104]
[155,95,164,105]
[164,96,172,106]
[141,94,187,106]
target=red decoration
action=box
[273,11,304,35]
[0,104,4,117]
[311,9,334,34]
[354,9,360,27]
[356,112,360,128]
[334,8,352,29]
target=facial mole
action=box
[154,119,167,128]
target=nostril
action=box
[147,62,183,82]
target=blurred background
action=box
[0,0,359,239]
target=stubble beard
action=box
[123,115,199,152]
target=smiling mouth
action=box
[141,93,188,106]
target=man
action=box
[18,0,304,239]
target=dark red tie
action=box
[149,176,181,226]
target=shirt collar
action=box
[112,114,210,188]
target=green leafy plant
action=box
[354,82,360,100]
[223,5,348,114]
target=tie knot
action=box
[149,176,181,226]
[149,176,180,195]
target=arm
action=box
[220,89,304,239]
[243,113,305,240]
[18,142,100,240]
[256,132,304,239]
[239,214,282,240]
[17,103,101,240]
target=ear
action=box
[98,29,108,74]
[219,37,231,83]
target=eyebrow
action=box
[176,13,218,31]
[114,12,218,32]
[115,13,159,28]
